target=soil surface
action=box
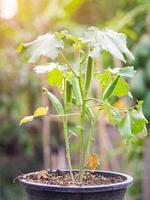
[18,170,124,186]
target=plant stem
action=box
[48,112,80,118]
[84,110,100,165]
[63,117,75,182]
[61,52,78,78]
[78,98,86,183]
[63,77,75,183]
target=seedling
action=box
[18,27,148,183]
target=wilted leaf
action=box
[19,115,34,125]
[118,112,133,139]
[33,63,66,74]
[19,106,48,125]
[108,66,136,78]
[113,99,126,109]
[86,153,99,171]
[17,33,64,63]
[102,101,121,125]
[118,101,148,139]
[130,101,148,135]
[84,27,134,62]
[33,106,49,117]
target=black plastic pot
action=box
[19,170,133,200]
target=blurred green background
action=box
[0,0,150,199]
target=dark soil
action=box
[18,170,124,186]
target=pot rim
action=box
[19,170,133,193]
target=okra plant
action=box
[18,27,148,183]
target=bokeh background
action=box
[0,0,150,199]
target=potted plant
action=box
[16,27,148,200]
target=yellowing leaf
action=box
[114,99,126,109]
[19,115,34,125]
[87,153,99,171]
[33,106,49,117]
[19,106,49,125]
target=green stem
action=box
[77,51,86,183]
[84,110,100,166]
[63,77,75,183]
[79,99,86,183]
[63,117,75,182]
[61,53,78,78]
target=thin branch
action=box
[48,112,80,118]
[60,52,78,78]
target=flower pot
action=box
[18,170,133,200]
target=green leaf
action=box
[56,30,85,44]
[17,33,64,63]
[44,89,64,115]
[84,27,134,62]
[108,108,121,125]
[72,77,83,106]
[103,75,120,100]
[112,77,129,97]
[101,101,121,125]
[108,66,136,78]
[48,68,64,87]
[118,113,133,139]
[118,101,148,139]
[130,101,148,135]
[84,56,94,97]
[95,69,112,92]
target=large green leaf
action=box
[84,27,134,62]
[17,33,64,63]
[112,77,129,97]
